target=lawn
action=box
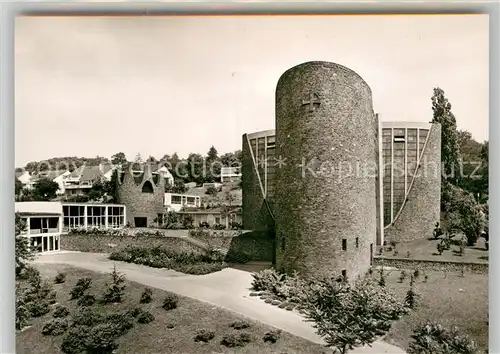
[379,237,488,263]
[371,269,489,353]
[16,264,328,354]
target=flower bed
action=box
[109,246,227,275]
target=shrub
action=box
[109,246,227,274]
[194,329,215,342]
[61,326,89,354]
[405,287,419,309]
[103,265,126,304]
[302,277,408,354]
[53,305,70,318]
[42,318,69,336]
[104,312,135,336]
[263,330,282,343]
[251,269,285,292]
[407,322,478,354]
[378,269,386,287]
[24,265,41,283]
[16,289,30,330]
[230,320,250,330]
[414,269,420,278]
[71,308,103,327]
[137,311,155,324]
[54,272,67,284]
[85,323,120,353]
[221,332,252,347]
[399,270,407,283]
[77,294,96,307]
[271,300,281,306]
[127,307,143,318]
[286,304,295,311]
[27,300,51,318]
[70,277,92,300]
[437,242,445,255]
[162,293,179,311]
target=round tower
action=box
[116,163,166,228]
[274,61,377,281]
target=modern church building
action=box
[242,61,441,280]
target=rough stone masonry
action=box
[274,61,377,281]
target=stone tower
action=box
[274,61,377,281]
[116,164,166,227]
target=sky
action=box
[15,14,489,167]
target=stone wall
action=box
[116,164,165,227]
[384,124,442,243]
[374,256,488,274]
[274,61,377,281]
[61,233,204,255]
[61,229,274,262]
[190,230,274,262]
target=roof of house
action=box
[32,170,67,182]
[15,201,63,215]
[70,164,113,182]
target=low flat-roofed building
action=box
[15,201,63,253]
[164,193,201,212]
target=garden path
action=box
[35,251,406,354]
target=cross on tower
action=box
[302,92,321,112]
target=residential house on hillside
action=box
[177,206,242,228]
[16,170,33,188]
[29,170,68,192]
[221,166,242,183]
[63,163,114,196]
[164,192,202,212]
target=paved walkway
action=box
[34,251,406,354]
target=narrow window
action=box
[341,270,347,282]
[342,239,347,251]
[356,237,359,249]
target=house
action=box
[221,166,242,183]
[63,163,114,196]
[177,206,242,228]
[15,201,63,253]
[15,200,127,253]
[15,170,33,188]
[164,192,201,212]
[29,170,68,191]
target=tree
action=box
[303,278,407,354]
[220,151,240,167]
[15,178,24,197]
[408,322,478,354]
[146,155,158,164]
[110,152,127,166]
[206,146,220,183]
[206,146,218,163]
[431,87,461,187]
[446,185,485,246]
[87,179,108,202]
[165,179,187,194]
[32,178,59,201]
[15,214,36,277]
[103,265,126,304]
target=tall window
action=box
[108,206,125,228]
[342,239,347,251]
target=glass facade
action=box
[381,127,429,227]
[247,132,276,200]
[62,204,126,231]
